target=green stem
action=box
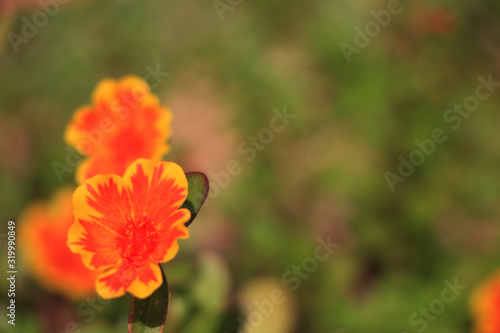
[128,265,169,333]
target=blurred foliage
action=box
[1,0,500,332]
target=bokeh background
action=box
[1,0,500,332]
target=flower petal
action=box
[68,218,123,271]
[73,174,132,236]
[96,263,162,299]
[123,159,189,226]
[127,264,163,299]
[153,212,190,263]
[92,78,118,108]
[95,265,132,299]
[64,106,101,156]
[69,174,132,270]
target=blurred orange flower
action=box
[68,159,190,299]
[470,271,500,333]
[64,76,172,184]
[19,188,98,299]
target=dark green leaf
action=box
[128,266,169,333]
[181,172,209,227]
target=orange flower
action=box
[470,271,500,333]
[64,76,172,184]
[18,188,98,299]
[68,159,190,299]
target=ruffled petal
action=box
[127,264,163,299]
[95,265,133,299]
[68,218,122,271]
[124,159,189,227]
[69,174,131,270]
[92,78,119,108]
[153,212,190,263]
[96,263,162,299]
[73,174,132,236]
[64,106,101,156]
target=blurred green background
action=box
[1,0,500,332]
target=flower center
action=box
[120,216,159,266]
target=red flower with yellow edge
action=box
[470,271,500,333]
[18,188,98,299]
[68,158,190,299]
[64,76,172,184]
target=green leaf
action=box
[128,266,169,333]
[181,172,209,227]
